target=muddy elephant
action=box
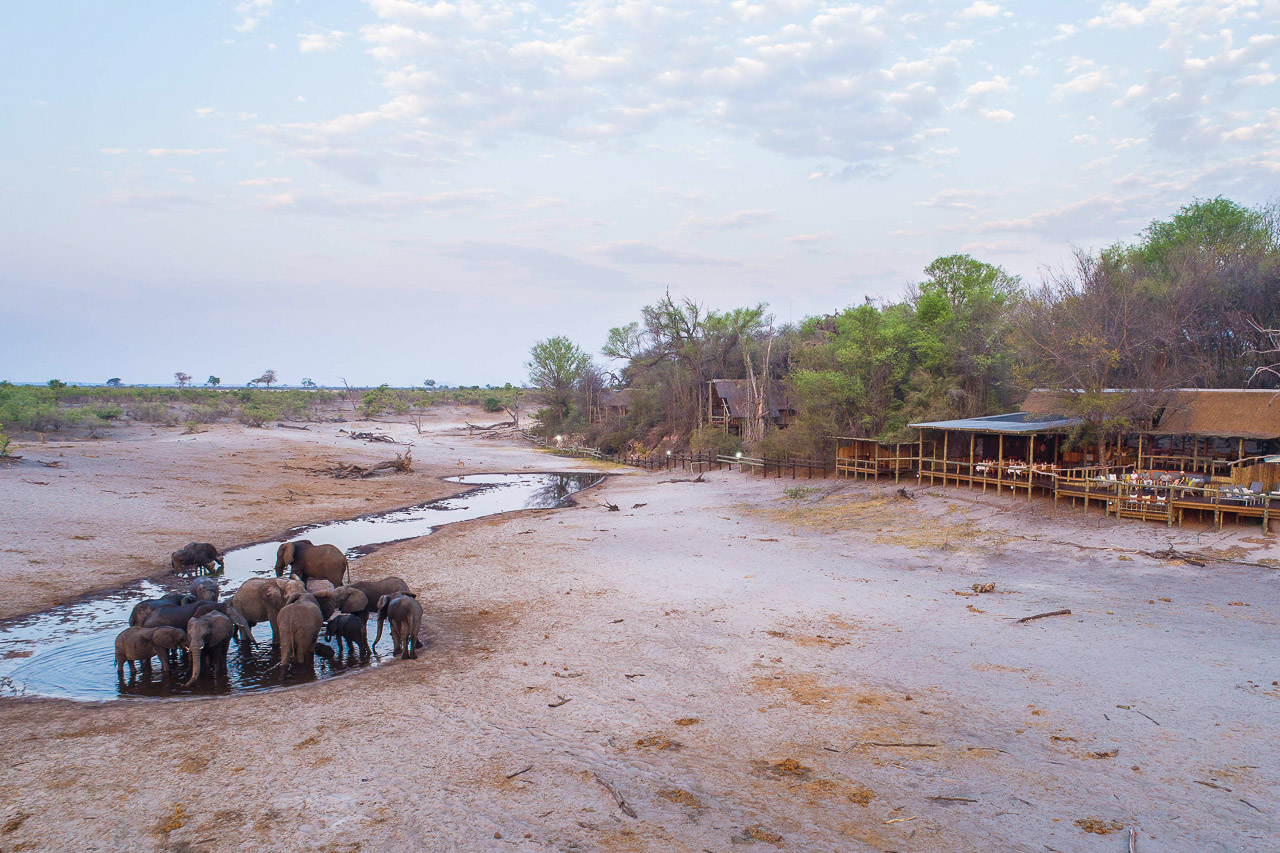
[324,613,369,658]
[347,577,410,620]
[184,612,234,687]
[171,542,223,574]
[115,627,161,679]
[229,577,304,646]
[274,540,348,587]
[277,592,325,676]
[374,593,423,660]
[190,577,219,603]
[129,592,194,627]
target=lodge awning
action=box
[910,412,1082,434]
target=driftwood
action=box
[465,420,517,431]
[593,773,637,818]
[505,765,533,780]
[348,431,402,444]
[600,500,620,512]
[548,695,572,708]
[861,742,937,748]
[929,795,977,803]
[660,473,705,484]
[1140,545,1207,567]
[276,422,310,431]
[1015,608,1071,624]
[313,450,413,479]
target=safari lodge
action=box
[837,389,1280,531]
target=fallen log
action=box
[465,420,517,431]
[1015,608,1071,624]
[312,450,413,479]
[276,422,310,431]
[593,773,637,818]
[349,431,401,444]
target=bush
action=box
[126,402,176,425]
[483,396,503,412]
[0,429,11,457]
[690,426,741,456]
[237,404,279,427]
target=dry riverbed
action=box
[0,414,1277,851]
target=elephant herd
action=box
[114,539,425,687]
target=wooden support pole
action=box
[968,433,975,491]
[918,433,924,486]
[1137,433,1143,474]
[1028,434,1036,500]
[873,441,879,483]
[942,431,949,488]
[997,433,1004,497]
[895,443,901,484]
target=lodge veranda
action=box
[836,389,1280,532]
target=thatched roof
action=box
[1021,388,1280,439]
[709,379,792,419]
[599,389,631,409]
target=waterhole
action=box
[0,472,602,701]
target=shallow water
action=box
[0,472,601,701]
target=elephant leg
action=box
[268,615,281,647]
[127,659,137,679]
[116,655,125,681]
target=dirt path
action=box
[0,425,1277,851]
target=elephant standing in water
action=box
[184,612,234,688]
[230,577,305,646]
[274,540,348,587]
[277,592,326,677]
[346,577,410,620]
[374,593,423,660]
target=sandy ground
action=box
[0,413,1278,852]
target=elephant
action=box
[129,592,194,627]
[184,612,234,687]
[146,601,253,648]
[149,626,188,677]
[324,613,370,658]
[329,585,370,616]
[346,577,411,621]
[171,542,223,575]
[277,592,325,677]
[192,601,255,648]
[190,577,219,603]
[115,627,161,679]
[274,540,348,588]
[374,593,423,660]
[230,577,305,646]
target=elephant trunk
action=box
[226,605,256,648]
[373,613,385,650]
[184,642,203,688]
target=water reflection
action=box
[0,472,601,701]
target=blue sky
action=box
[2,0,1278,386]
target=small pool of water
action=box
[0,472,601,701]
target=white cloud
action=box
[586,241,740,266]
[236,177,293,187]
[234,0,273,33]
[255,188,499,217]
[683,209,781,231]
[144,148,228,156]
[194,107,217,118]
[958,2,1002,20]
[299,29,346,53]
[100,148,129,155]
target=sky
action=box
[2,0,1278,387]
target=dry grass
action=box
[154,803,190,836]
[2,812,30,835]
[656,788,701,808]
[674,717,700,726]
[1074,818,1124,835]
[800,778,876,806]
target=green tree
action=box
[206,375,221,387]
[527,336,591,423]
[48,379,65,390]
[301,378,317,388]
[105,377,122,388]
[174,372,191,388]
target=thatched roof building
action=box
[707,379,794,432]
[1021,388,1280,440]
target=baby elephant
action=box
[116,626,186,679]
[324,614,370,658]
[171,542,224,575]
[373,593,423,660]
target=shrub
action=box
[483,396,503,412]
[126,402,175,424]
[690,426,741,456]
[0,429,11,457]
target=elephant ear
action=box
[402,592,417,599]
[377,594,391,616]
[284,592,304,606]
[276,542,294,566]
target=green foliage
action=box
[483,396,503,412]
[784,485,818,500]
[106,378,122,388]
[47,379,65,390]
[206,376,221,387]
[0,429,10,457]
